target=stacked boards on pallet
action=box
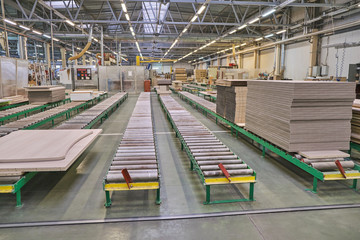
[157,79,172,95]
[195,69,207,83]
[172,81,183,91]
[25,86,66,104]
[351,99,360,144]
[175,68,187,82]
[216,80,247,126]
[208,67,218,85]
[246,80,355,152]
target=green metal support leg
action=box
[156,188,161,205]
[16,190,22,207]
[104,191,112,207]
[352,179,358,190]
[204,185,211,204]
[262,146,266,157]
[249,182,255,201]
[310,177,318,193]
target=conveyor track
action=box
[103,92,160,207]
[159,95,255,204]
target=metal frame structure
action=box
[2,0,356,62]
[159,94,255,204]
[177,91,360,193]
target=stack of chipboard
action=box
[70,91,94,102]
[216,80,247,125]
[195,69,207,83]
[175,68,187,82]
[25,86,66,104]
[172,80,183,91]
[246,80,355,152]
[351,99,360,144]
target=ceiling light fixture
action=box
[3,19,16,25]
[249,17,260,24]
[19,25,30,31]
[265,34,274,38]
[32,30,42,35]
[255,37,263,41]
[262,9,276,17]
[65,19,75,26]
[276,29,287,34]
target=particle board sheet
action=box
[56,92,126,129]
[216,85,247,125]
[25,86,66,104]
[0,129,102,172]
[245,80,355,152]
[0,101,84,136]
[160,95,254,179]
[105,92,159,183]
[179,91,216,113]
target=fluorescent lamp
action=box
[131,31,135,36]
[4,19,16,25]
[19,25,30,31]
[190,15,198,22]
[210,40,216,44]
[53,38,60,41]
[262,9,276,17]
[265,34,274,38]
[276,29,286,34]
[65,19,75,26]
[249,17,260,24]
[238,24,247,30]
[125,13,130,21]
[36,44,42,47]
[241,43,247,46]
[32,30,42,35]
[197,5,206,15]
[121,3,127,13]
[182,27,188,33]
[229,29,237,34]
[93,38,99,42]
[130,27,134,32]
[255,37,263,41]
[43,34,51,38]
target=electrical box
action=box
[348,63,360,82]
[321,66,329,76]
[312,66,321,77]
[77,68,92,80]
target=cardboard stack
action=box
[157,79,172,95]
[195,69,207,83]
[216,80,248,126]
[246,80,355,152]
[175,68,187,82]
[25,86,66,104]
[351,99,360,144]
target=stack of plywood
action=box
[25,86,66,104]
[195,69,207,83]
[246,80,355,152]
[175,68,187,82]
[172,80,183,91]
[351,99,360,144]
[70,91,94,102]
[216,80,248,126]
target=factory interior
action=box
[0,0,360,239]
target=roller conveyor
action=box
[177,85,360,194]
[159,95,255,204]
[56,92,128,129]
[0,101,84,137]
[103,92,160,207]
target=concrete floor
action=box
[1,92,360,239]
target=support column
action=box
[254,50,260,69]
[60,47,66,69]
[45,43,51,66]
[274,44,281,78]
[238,53,243,69]
[217,55,220,66]
[308,29,318,76]
[226,56,230,66]
[1,0,10,57]
[18,36,28,60]
[100,27,104,66]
